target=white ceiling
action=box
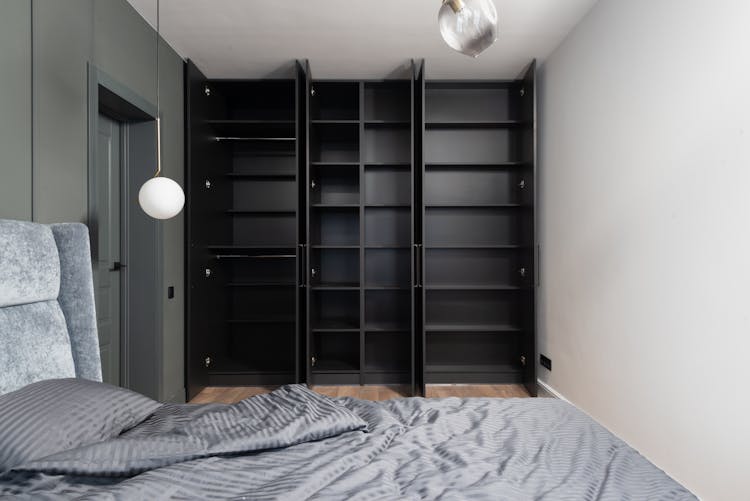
[126,0,598,79]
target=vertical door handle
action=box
[414,244,422,288]
[298,244,306,287]
[413,245,418,288]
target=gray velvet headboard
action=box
[0,219,102,395]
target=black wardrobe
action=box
[186,59,537,400]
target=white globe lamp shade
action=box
[438,0,498,58]
[138,176,185,220]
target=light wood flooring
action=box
[191,384,530,404]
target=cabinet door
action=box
[185,60,211,400]
[518,60,538,397]
[413,59,426,397]
[296,60,310,384]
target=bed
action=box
[0,219,695,500]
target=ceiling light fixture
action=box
[138,0,185,220]
[438,0,499,58]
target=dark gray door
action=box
[94,113,122,385]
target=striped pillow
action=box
[0,378,161,473]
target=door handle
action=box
[109,262,126,272]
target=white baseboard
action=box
[537,379,569,402]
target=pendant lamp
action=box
[438,0,499,58]
[138,0,185,220]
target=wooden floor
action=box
[191,384,530,404]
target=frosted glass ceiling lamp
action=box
[138,117,185,219]
[438,0,499,58]
[138,0,185,220]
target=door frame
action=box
[87,64,162,390]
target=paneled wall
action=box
[0,0,32,220]
[0,0,185,403]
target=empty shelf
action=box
[425,364,518,374]
[227,317,295,324]
[206,119,295,138]
[425,120,523,129]
[425,204,526,209]
[226,209,296,215]
[424,285,527,291]
[425,162,528,168]
[365,322,410,332]
[226,282,296,287]
[312,360,360,373]
[425,324,523,332]
[225,173,296,180]
[311,285,360,291]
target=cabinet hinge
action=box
[520,355,526,367]
[204,356,212,368]
[311,356,316,367]
[204,85,211,97]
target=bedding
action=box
[0,379,161,474]
[0,383,695,500]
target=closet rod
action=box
[215,254,296,259]
[214,137,296,142]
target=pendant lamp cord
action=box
[154,0,162,178]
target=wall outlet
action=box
[540,354,552,371]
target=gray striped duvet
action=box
[0,384,695,500]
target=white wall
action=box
[538,1,750,499]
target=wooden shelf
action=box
[425,204,527,209]
[208,244,296,253]
[215,136,296,142]
[425,162,528,168]
[312,204,360,209]
[424,244,530,250]
[312,319,360,330]
[425,364,519,374]
[311,120,359,125]
[365,322,410,332]
[312,327,360,333]
[225,173,296,180]
[425,120,523,129]
[311,285,360,291]
[364,120,410,127]
[425,324,523,332]
[363,368,409,374]
[225,209,295,215]
[311,245,359,249]
[311,162,359,167]
[226,282,296,288]
[312,361,360,374]
[227,317,296,324]
[206,119,295,138]
[424,285,528,291]
[364,162,411,167]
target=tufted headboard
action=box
[0,219,102,395]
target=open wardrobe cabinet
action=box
[185,59,538,400]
